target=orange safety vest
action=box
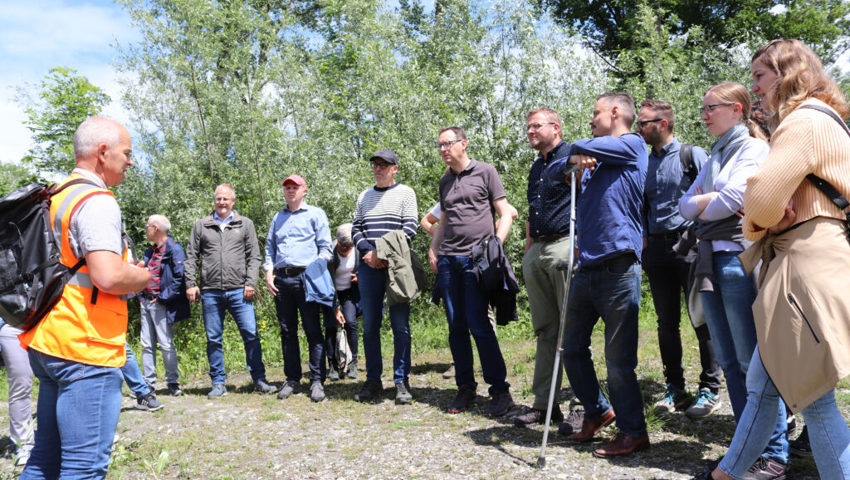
[19,173,130,367]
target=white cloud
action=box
[0,0,140,165]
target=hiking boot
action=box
[486,391,514,417]
[447,385,476,413]
[395,382,413,405]
[653,384,691,414]
[741,456,787,480]
[514,405,564,427]
[277,380,302,399]
[328,366,340,381]
[310,381,326,402]
[137,393,164,411]
[347,362,358,380]
[167,383,184,396]
[685,388,721,419]
[354,380,383,402]
[567,408,615,442]
[207,383,227,399]
[254,379,276,394]
[592,432,650,457]
[442,363,455,379]
[790,426,812,457]
[558,408,586,436]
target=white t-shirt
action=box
[333,251,356,290]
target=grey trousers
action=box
[0,324,34,456]
[139,298,179,385]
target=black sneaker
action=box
[137,393,164,411]
[513,405,564,427]
[447,385,476,413]
[486,391,514,417]
[277,380,302,399]
[167,383,184,396]
[254,379,276,394]
[395,382,413,405]
[354,380,383,402]
[742,456,787,480]
[790,426,812,457]
[557,408,586,436]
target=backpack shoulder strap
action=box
[679,143,696,183]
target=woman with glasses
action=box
[704,39,850,480]
[679,82,790,477]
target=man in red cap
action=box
[264,174,333,402]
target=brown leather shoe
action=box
[592,432,649,457]
[566,408,615,442]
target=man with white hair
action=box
[140,214,190,396]
[19,116,151,479]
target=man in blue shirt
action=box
[264,174,333,402]
[637,99,722,419]
[549,92,649,457]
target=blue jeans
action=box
[700,252,787,463]
[720,349,832,478]
[273,274,325,383]
[21,349,123,480]
[358,263,411,384]
[436,255,509,395]
[201,288,267,384]
[562,253,647,437]
[121,344,152,399]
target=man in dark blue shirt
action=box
[637,100,722,419]
[513,108,580,431]
[549,92,649,457]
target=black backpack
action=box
[0,179,98,330]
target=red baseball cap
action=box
[282,174,306,187]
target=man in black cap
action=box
[351,149,419,404]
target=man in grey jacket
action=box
[185,184,275,398]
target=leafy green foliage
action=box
[0,161,38,197]
[16,67,111,177]
[537,0,849,65]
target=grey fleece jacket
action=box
[185,210,261,290]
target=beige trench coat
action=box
[739,217,850,413]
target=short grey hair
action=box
[73,116,122,159]
[214,184,236,199]
[147,214,171,234]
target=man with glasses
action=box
[636,99,723,419]
[264,174,333,403]
[185,184,275,398]
[351,149,419,404]
[428,127,516,417]
[514,108,585,433]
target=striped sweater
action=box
[744,98,850,241]
[352,183,418,256]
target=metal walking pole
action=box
[537,167,578,468]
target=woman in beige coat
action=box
[706,39,850,480]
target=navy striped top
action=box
[352,183,418,256]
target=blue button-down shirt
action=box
[549,133,647,267]
[527,140,574,238]
[263,202,332,271]
[643,138,707,235]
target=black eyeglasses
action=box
[700,103,734,115]
[635,118,662,129]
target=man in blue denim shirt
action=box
[549,92,649,457]
[264,174,333,403]
[637,99,722,419]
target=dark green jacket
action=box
[185,211,261,291]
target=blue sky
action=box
[0,0,140,164]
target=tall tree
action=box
[16,67,110,177]
[536,0,850,65]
